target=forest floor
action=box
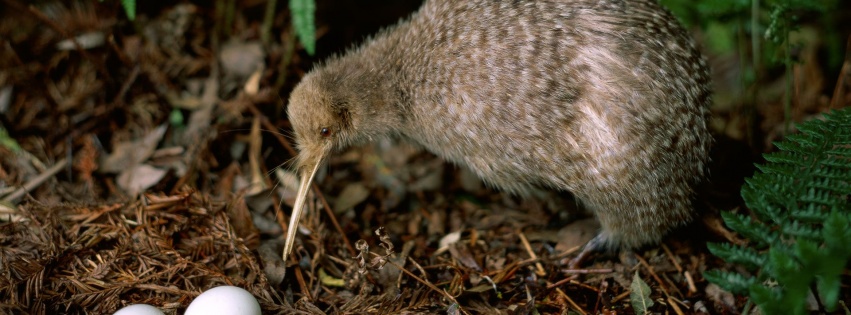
[0,1,849,314]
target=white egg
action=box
[184,286,261,315]
[113,304,165,315]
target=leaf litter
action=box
[0,0,849,314]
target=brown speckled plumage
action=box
[284,0,711,261]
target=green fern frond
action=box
[100,0,135,20]
[703,270,755,293]
[789,203,829,222]
[707,242,766,269]
[749,283,805,315]
[719,210,777,247]
[121,0,135,20]
[290,0,316,55]
[822,211,851,253]
[780,220,819,240]
[707,108,851,315]
[828,147,851,156]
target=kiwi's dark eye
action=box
[320,127,331,137]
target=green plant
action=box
[661,0,836,141]
[762,0,828,132]
[102,0,136,20]
[0,127,21,152]
[661,0,831,59]
[289,0,316,55]
[107,0,315,56]
[705,107,851,315]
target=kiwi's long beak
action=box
[282,160,322,262]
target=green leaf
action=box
[719,211,775,246]
[817,273,842,312]
[749,283,806,315]
[630,271,654,315]
[0,127,21,152]
[122,0,135,20]
[823,211,851,253]
[290,0,316,55]
[706,242,765,270]
[817,212,851,311]
[707,107,851,315]
[100,0,135,20]
[704,270,755,294]
[169,109,185,127]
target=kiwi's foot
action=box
[566,233,608,268]
[565,233,640,268]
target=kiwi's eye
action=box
[320,127,331,137]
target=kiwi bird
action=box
[283,0,711,263]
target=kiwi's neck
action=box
[318,46,409,145]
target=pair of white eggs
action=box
[113,286,261,315]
